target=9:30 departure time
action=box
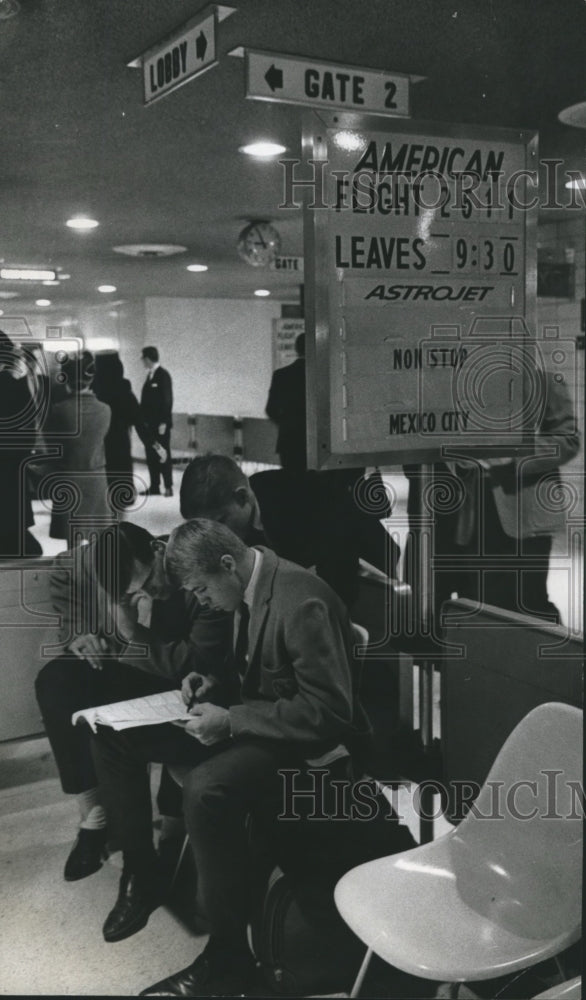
[453,237,517,274]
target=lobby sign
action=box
[304,112,538,468]
[245,49,410,117]
[130,5,235,106]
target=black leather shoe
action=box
[139,488,161,496]
[164,488,173,497]
[103,869,165,943]
[64,828,108,882]
[138,944,256,996]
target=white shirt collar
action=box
[148,363,159,378]
[243,547,262,609]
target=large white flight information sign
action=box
[304,114,538,468]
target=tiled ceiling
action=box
[0,0,585,311]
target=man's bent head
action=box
[165,518,252,613]
[180,455,257,540]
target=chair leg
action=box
[170,833,190,890]
[435,983,460,999]
[350,947,373,999]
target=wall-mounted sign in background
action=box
[272,317,305,370]
[270,256,304,273]
[304,112,538,468]
[129,4,235,106]
[242,49,411,117]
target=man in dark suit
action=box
[265,332,307,472]
[265,335,399,583]
[91,520,371,996]
[139,345,173,496]
[179,452,365,605]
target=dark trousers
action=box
[145,427,172,491]
[91,724,300,953]
[449,483,558,622]
[35,657,174,795]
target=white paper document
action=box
[72,689,191,733]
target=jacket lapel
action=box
[246,547,278,672]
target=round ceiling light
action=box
[239,141,286,159]
[98,284,117,293]
[43,279,60,286]
[113,244,187,258]
[254,289,271,297]
[186,264,208,272]
[66,217,99,230]
[35,299,51,306]
[558,102,586,128]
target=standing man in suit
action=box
[139,346,173,497]
[91,520,371,995]
[265,334,399,584]
[265,332,307,472]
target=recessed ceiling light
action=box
[66,217,99,230]
[565,177,586,190]
[98,284,117,293]
[113,244,186,258]
[186,264,208,272]
[1,268,56,281]
[43,279,60,286]
[0,291,19,299]
[0,310,4,317]
[254,289,271,297]
[239,141,286,159]
[35,299,51,306]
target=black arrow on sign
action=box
[265,64,283,91]
[195,31,207,61]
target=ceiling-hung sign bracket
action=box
[228,46,425,118]
[127,4,236,107]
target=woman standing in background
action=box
[93,352,145,509]
[44,351,112,542]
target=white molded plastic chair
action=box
[534,976,581,999]
[335,702,583,998]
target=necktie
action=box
[233,601,250,680]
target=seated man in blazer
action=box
[91,519,371,996]
[35,521,229,882]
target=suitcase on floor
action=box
[250,780,416,996]
[251,866,365,996]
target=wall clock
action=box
[237,221,281,267]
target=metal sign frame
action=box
[304,110,538,469]
[244,48,411,117]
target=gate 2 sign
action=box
[303,112,538,469]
